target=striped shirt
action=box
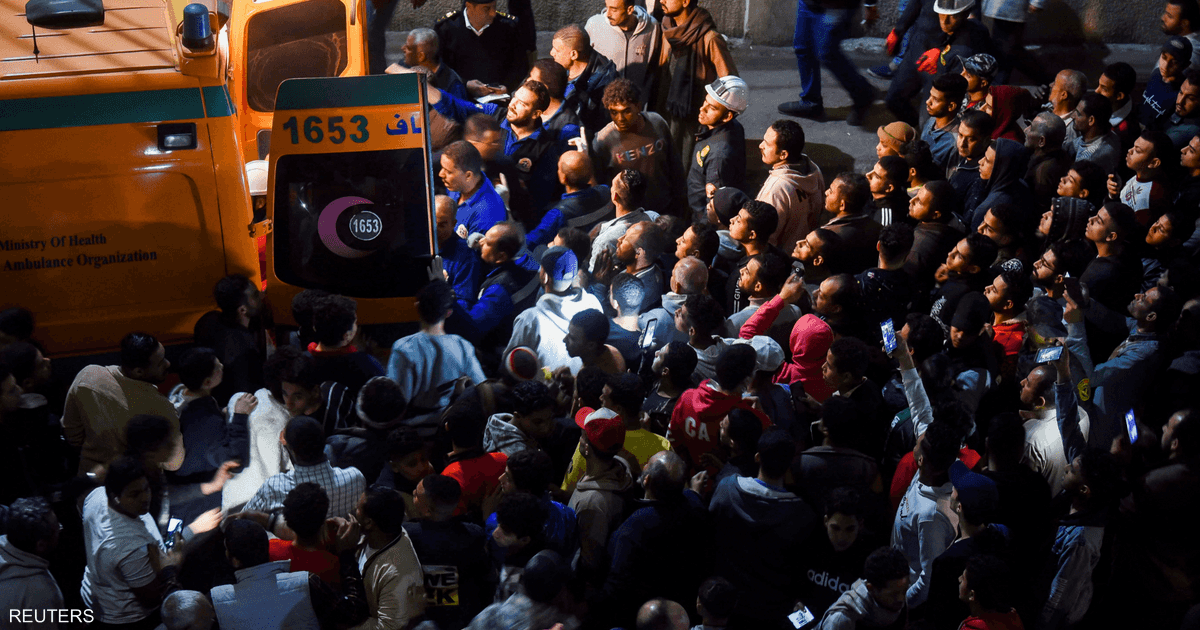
[243,460,366,519]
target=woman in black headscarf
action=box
[965,138,1031,233]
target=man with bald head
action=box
[596,451,711,626]
[161,590,216,630]
[436,194,482,308]
[640,256,708,350]
[551,24,618,132]
[528,151,615,250]
[1024,111,1071,210]
[1046,69,1087,144]
[400,28,467,100]
[637,599,690,630]
[447,222,540,363]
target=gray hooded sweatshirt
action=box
[483,414,538,456]
[505,288,604,375]
[818,579,904,630]
[0,535,64,625]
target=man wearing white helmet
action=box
[885,0,994,127]
[688,76,749,217]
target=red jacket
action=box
[740,297,836,402]
[443,451,508,516]
[667,380,770,473]
[958,610,1024,630]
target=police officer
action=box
[434,0,529,91]
[688,76,749,218]
[885,0,993,126]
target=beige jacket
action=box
[568,459,635,572]
[351,533,426,630]
[757,157,827,253]
[62,365,182,475]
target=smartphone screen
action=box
[640,319,657,349]
[165,518,183,548]
[1036,346,1064,363]
[881,319,897,353]
[1125,409,1139,444]
[788,606,815,629]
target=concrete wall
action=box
[392,0,1168,47]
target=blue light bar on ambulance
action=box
[182,3,213,51]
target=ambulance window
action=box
[272,149,434,299]
[246,0,349,112]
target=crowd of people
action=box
[3,0,1200,629]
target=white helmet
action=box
[705,75,749,114]
[245,160,268,196]
[934,0,975,14]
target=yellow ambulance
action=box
[224,0,369,163]
[262,73,439,326]
[0,0,260,356]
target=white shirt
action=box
[1022,407,1091,496]
[465,11,490,36]
[80,488,164,624]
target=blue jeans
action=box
[367,0,400,74]
[892,0,910,65]
[793,3,873,106]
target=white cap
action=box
[934,0,975,14]
[747,335,784,373]
[705,76,749,114]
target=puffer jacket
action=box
[350,533,426,630]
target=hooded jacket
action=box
[483,414,539,456]
[505,288,605,375]
[709,476,818,621]
[985,86,1031,142]
[0,535,64,623]
[585,6,661,104]
[741,301,836,402]
[965,138,1030,232]
[817,579,906,630]
[569,459,637,573]
[758,157,827,252]
[667,380,770,473]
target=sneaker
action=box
[778,100,825,119]
[867,64,895,80]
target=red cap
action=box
[584,412,626,454]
